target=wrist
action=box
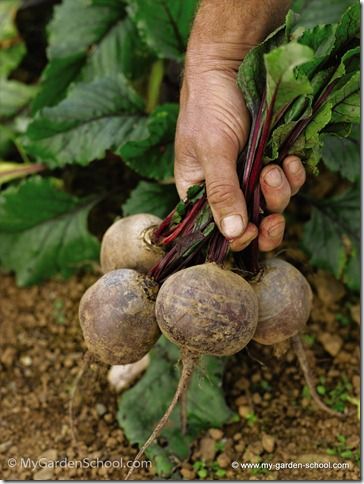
[186,0,290,70]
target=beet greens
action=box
[150,3,360,282]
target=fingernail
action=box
[265,168,282,187]
[221,214,244,239]
[268,223,285,238]
[288,158,301,174]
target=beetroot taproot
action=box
[156,263,259,356]
[100,214,163,274]
[252,258,313,345]
[79,269,160,365]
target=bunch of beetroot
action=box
[78,3,359,477]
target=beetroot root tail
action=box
[292,335,343,418]
[125,351,197,480]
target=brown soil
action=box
[0,260,360,481]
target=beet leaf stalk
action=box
[148,3,360,282]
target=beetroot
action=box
[79,269,160,365]
[100,214,163,274]
[252,258,313,345]
[156,263,258,356]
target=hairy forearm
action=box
[187,0,291,69]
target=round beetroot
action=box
[156,263,258,356]
[252,258,313,345]
[100,214,163,274]
[79,269,160,365]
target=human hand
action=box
[174,59,306,252]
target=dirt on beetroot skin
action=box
[0,255,360,480]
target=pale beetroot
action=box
[100,214,163,274]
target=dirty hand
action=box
[174,0,306,252]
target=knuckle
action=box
[206,180,237,208]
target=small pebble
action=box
[243,448,260,463]
[235,395,248,406]
[216,453,230,468]
[33,468,54,480]
[0,441,12,453]
[20,355,32,367]
[199,437,216,462]
[96,403,107,416]
[209,428,224,440]
[238,405,252,418]
[262,433,275,453]
[252,393,262,405]
[180,467,196,480]
[319,333,343,357]
[350,303,360,325]
[38,449,57,461]
[346,435,360,449]
[235,443,245,453]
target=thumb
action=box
[203,154,248,240]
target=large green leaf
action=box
[122,180,178,219]
[0,0,26,77]
[292,0,357,27]
[118,103,178,180]
[118,337,235,477]
[321,126,360,182]
[79,17,152,83]
[31,54,86,114]
[264,42,313,114]
[237,24,285,114]
[47,0,124,58]
[126,0,198,61]
[290,100,333,169]
[0,176,100,286]
[328,72,360,124]
[32,0,152,112]
[302,186,360,291]
[333,1,360,51]
[0,79,38,118]
[24,75,145,168]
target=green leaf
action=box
[0,176,100,286]
[0,79,38,119]
[118,103,178,180]
[32,0,152,112]
[292,0,357,27]
[126,0,198,61]
[0,0,20,41]
[47,0,124,58]
[31,54,86,114]
[290,100,333,169]
[328,72,360,124]
[0,0,25,77]
[0,43,25,78]
[302,185,360,291]
[264,42,314,114]
[321,127,360,182]
[238,24,285,114]
[333,1,360,51]
[79,16,153,83]
[24,75,145,168]
[122,181,178,219]
[117,337,234,477]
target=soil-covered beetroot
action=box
[156,263,259,356]
[79,269,160,365]
[252,258,313,345]
[100,214,163,274]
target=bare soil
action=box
[0,256,360,480]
